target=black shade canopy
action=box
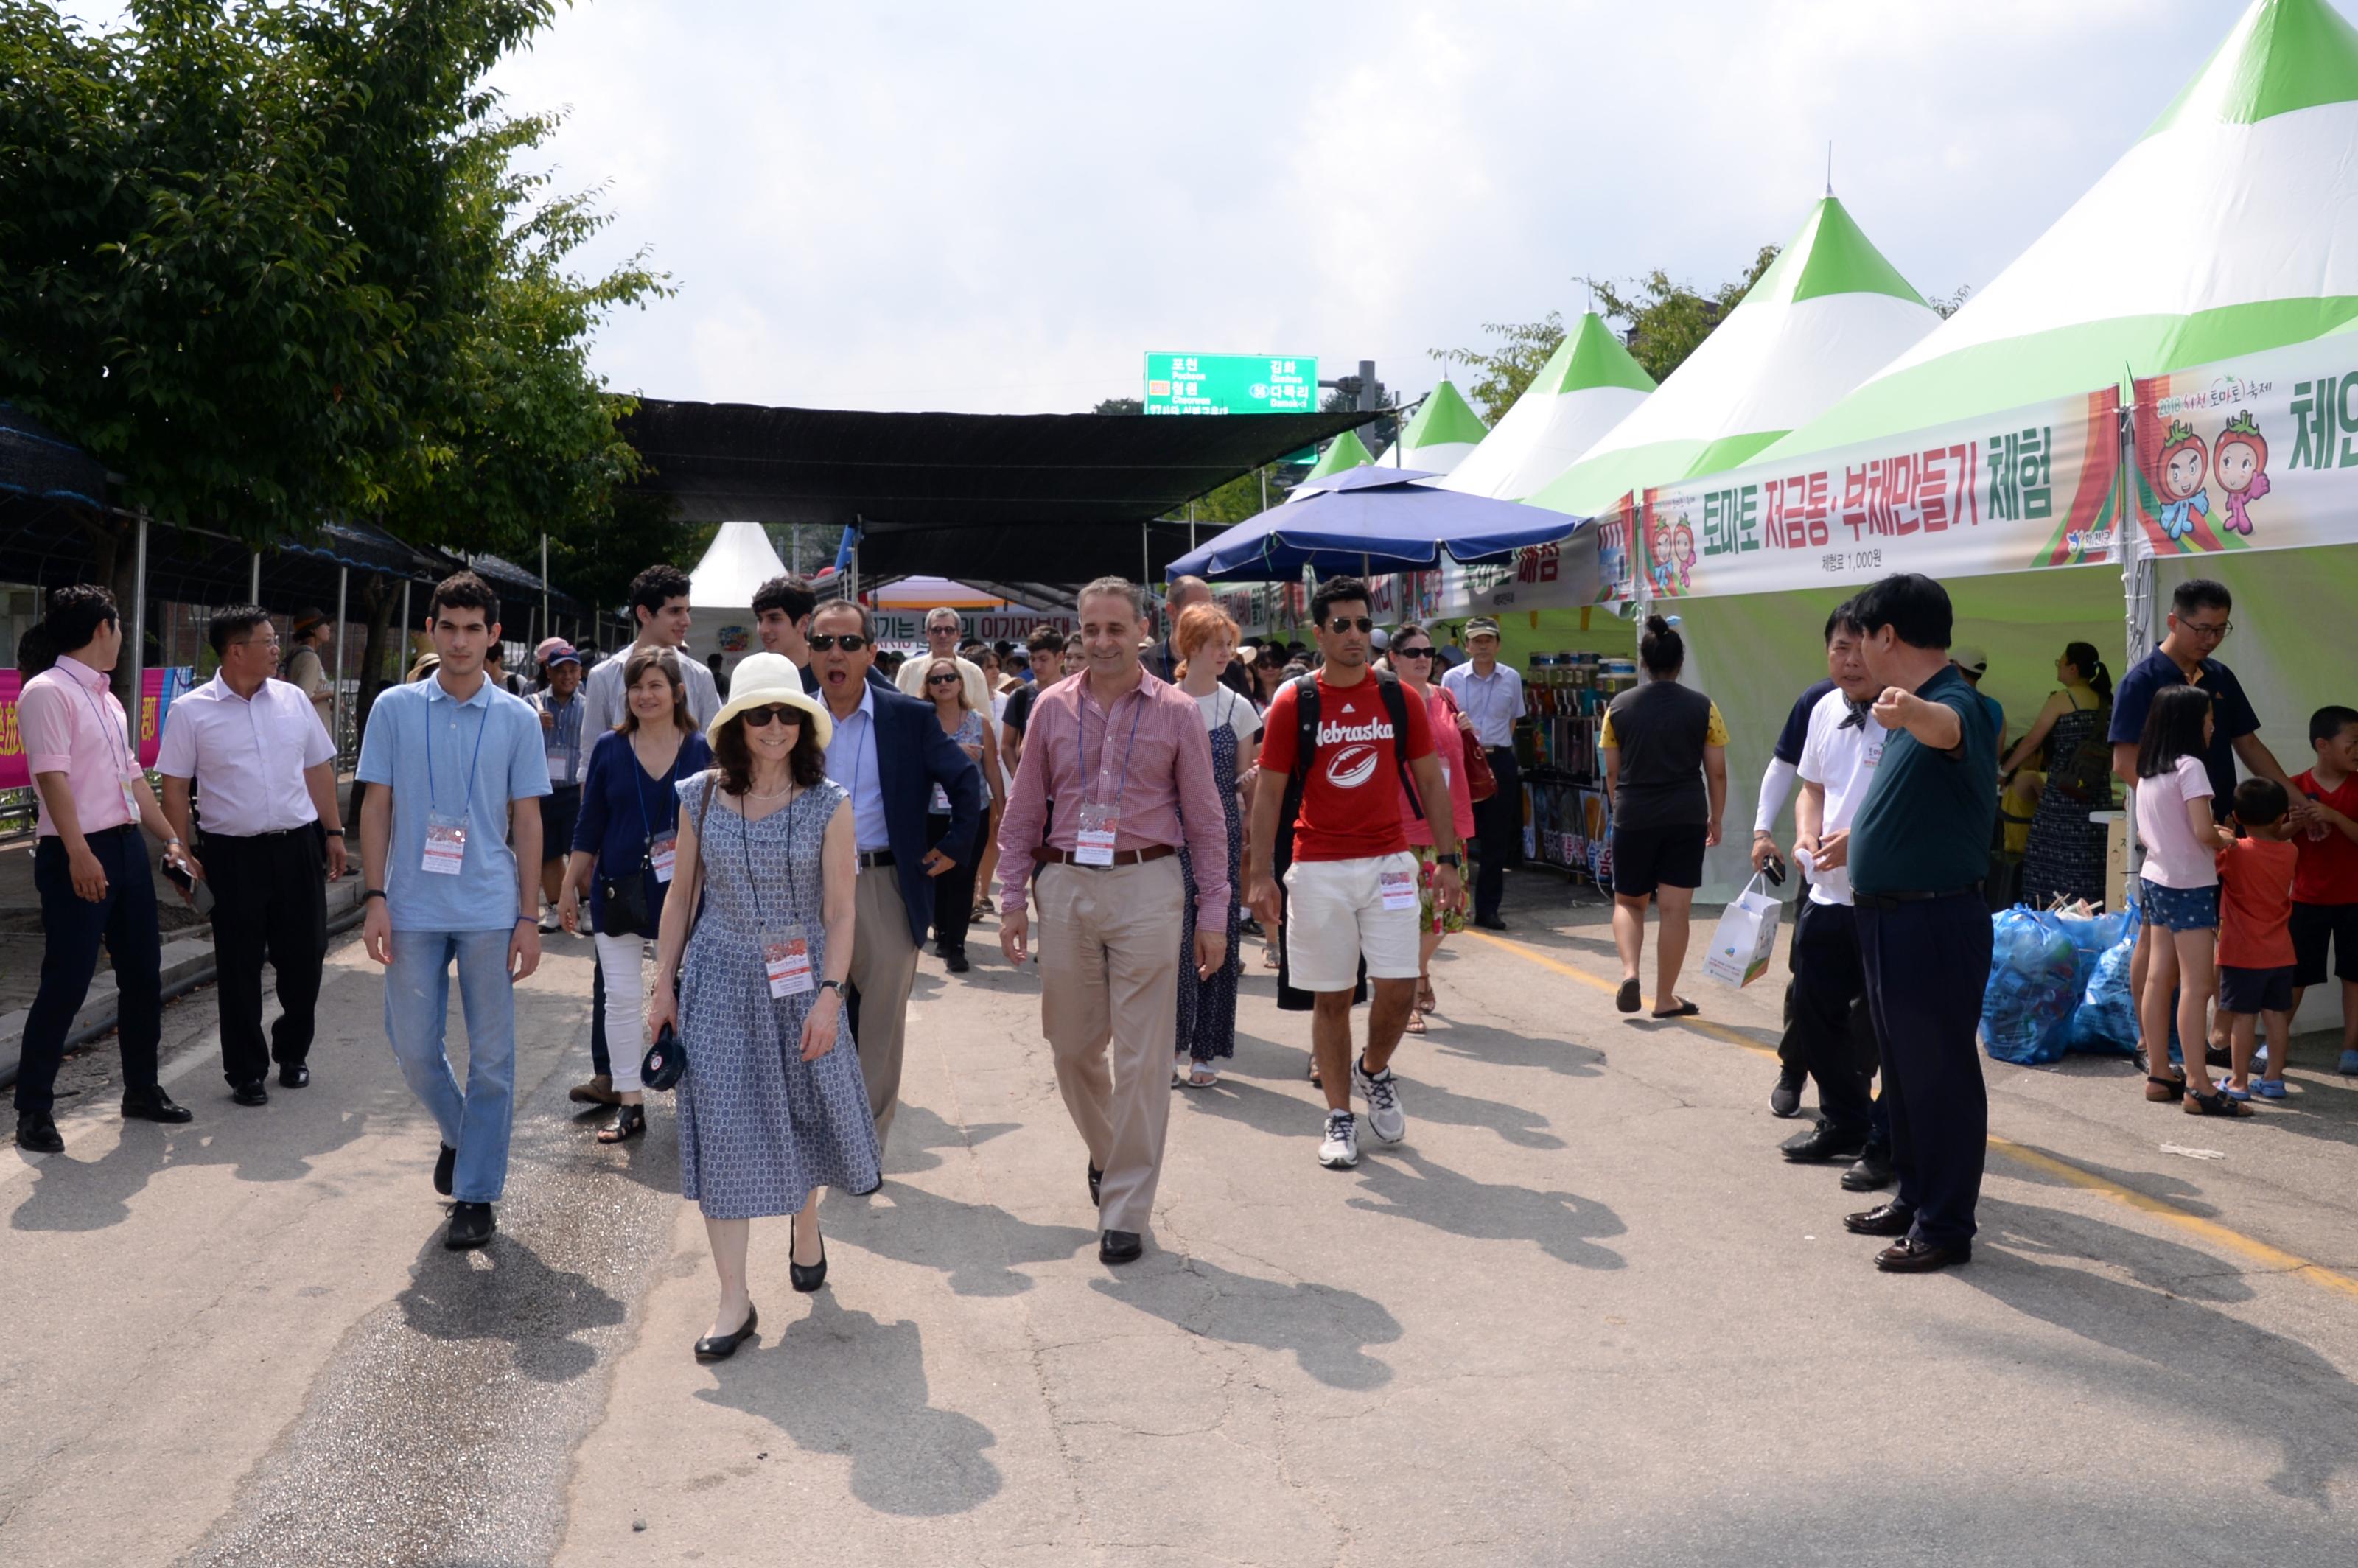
[618,400,1385,580]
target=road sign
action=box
[1144,353,1318,415]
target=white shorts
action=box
[1283,851,1422,992]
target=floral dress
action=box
[2020,696,2111,908]
[676,774,881,1219]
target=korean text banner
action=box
[1595,386,2123,602]
[2131,346,2358,561]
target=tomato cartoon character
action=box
[2153,420,2210,542]
[2213,410,2269,537]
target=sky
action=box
[66,1,2264,413]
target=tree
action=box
[1094,396,1142,416]
[1584,245,1782,385]
[1930,284,1973,319]
[1432,312,1567,425]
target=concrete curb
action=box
[0,879,367,1092]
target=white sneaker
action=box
[1318,1110,1360,1169]
[1353,1058,1407,1144]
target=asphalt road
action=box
[2,878,2354,1568]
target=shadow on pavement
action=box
[1178,1059,1567,1152]
[10,1103,374,1233]
[1346,1147,1627,1270]
[1094,1253,1402,1390]
[828,1179,1097,1297]
[696,1294,1001,1516]
[397,1226,624,1383]
[879,1100,1021,1177]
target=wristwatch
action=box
[363,888,387,903]
[817,979,843,995]
[1433,852,1463,868]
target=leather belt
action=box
[200,824,320,843]
[1853,881,1983,909]
[1035,844,1177,868]
[856,848,896,869]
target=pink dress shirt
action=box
[996,669,1231,923]
[16,654,140,839]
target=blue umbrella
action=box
[1167,472,1590,581]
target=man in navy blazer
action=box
[811,599,982,1151]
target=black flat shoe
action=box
[1840,1149,1895,1191]
[1768,1067,1806,1118]
[1088,1162,1103,1208]
[790,1229,828,1293]
[943,948,970,974]
[434,1142,457,1197]
[1474,914,1509,932]
[444,1200,495,1250]
[1875,1236,1971,1273]
[231,1080,270,1107]
[597,1105,646,1144]
[696,1303,759,1361]
[121,1091,192,1124]
[278,1063,310,1089]
[1780,1121,1867,1164]
[14,1110,63,1154]
[1099,1229,1143,1265]
[1844,1201,1915,1237]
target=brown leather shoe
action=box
[568,1074,619,1107]
[1843,1201,1915,1237]
[1875,1236,1971,1273]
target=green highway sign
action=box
[1144,352,1318,415]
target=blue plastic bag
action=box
[1981,908,2083,1065]
[2068,924,2143,1056]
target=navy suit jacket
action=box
[863,682,983,944]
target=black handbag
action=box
[595,855,654,939]
[641,1022,685,1092]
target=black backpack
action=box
[1276,671,1424,865]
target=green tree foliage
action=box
[1432,312,1567,426]
[1094,396,1143,416]
[1585,245,1782,385]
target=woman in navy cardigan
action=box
[558,647,713,1142]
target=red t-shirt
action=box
[2215,836,2298,969]
[1259,673,1435,863]
[2291,768,2358,906]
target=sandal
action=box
[1614,978,1642,1015]
[1308,1054,1322,1088]
[2183,1088,2252,1119]
[1404,1008,1427,1036]
[1650,998,1701,1019]
[1416,974,1437,1014]
[1188,1062,1220,1087]
[1262,945,1281,969]
[598,1104,647,1142]
[2144,1071,2186,1103]
[971,895,995,919]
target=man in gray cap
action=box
[1441,617,1524,929]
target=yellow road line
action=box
[1466,928,2358,1303]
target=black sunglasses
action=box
[808,634,870,652]
[740,705,802,729]
[926,672,961,685]
[1325,617,1375,634]
[1393,645,1433,658]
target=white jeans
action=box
[595,931,647,1093]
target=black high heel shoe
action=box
[695,1303,758,1361]
[790,1225,828,1293]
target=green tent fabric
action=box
[1526,197,1940,518]
[1294,426,1376,494]
[1760,0,2358,463]
[1389,377,1489,475]
[1439,312,1656,501]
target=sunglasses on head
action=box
[808,633,869,652]
[1325,617,1375,634]
[740,705,802,729]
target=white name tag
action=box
[650,830,678,884]
[546,749,570,785]
[423,814,467,875]
[120,778,140,822]
[765,934,814,998]
[1075,799,1119,866]
[1379,868,1418,911]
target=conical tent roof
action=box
[1761,0,2358,462]
[1440,312,1654,500]
[1388,377,1489,475]
[1528,197,1939,517]
[1290,426,1376,498]
[687,521,790,607]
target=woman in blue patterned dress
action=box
[646,654,880,1360]
[1173,605,1259,1086]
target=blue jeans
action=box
[383,929,517,1203]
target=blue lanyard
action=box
[1080,687,1147,812]
[839,706,869,808]
[424,688,493,819]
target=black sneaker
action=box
[1768,1066,1806,1119]
[445,1201,495,1250]
[434,1142,457,1197]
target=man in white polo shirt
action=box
[158,606,347,1105]
[1776,601,1890,1183]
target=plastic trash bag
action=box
[2068,923,2143,1056]
[1982,907,2084,1065]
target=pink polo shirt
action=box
[16,654,140,838]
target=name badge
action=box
[423,813,468,875]
[649,829,678,884]
[1074,799,1119,866]
[121,777,141,822]
[546,749,570,785]
[1379,867,1418,911]
[764,931,814,998]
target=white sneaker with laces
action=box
[1353,1057,1407,1144]
[1318,1110,1360,1169]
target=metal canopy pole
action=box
[249,551,262,603]
[1141,522,1150,584]
[332,566,349,755]
[129,513,150,749]
[540,533,550,650]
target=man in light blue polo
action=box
[358,570,550,1250]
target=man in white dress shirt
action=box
[1440,617,1526,929]
[894,606,990,711]
[158,606,348,1105]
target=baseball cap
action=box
[1951,645,1990,677]
[1464,617,1502,640]
[540,639,583,668]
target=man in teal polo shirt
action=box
[358,570,550,1250]
[1839,574,1998,1275]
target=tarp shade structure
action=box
[869,575,1029,610]
[1441,313,1654,500]
[1387,377,1489,474]
[1168,469,1588,581]
[1760,0,2358,463]
[1289,426,1377,497]
[618,400,1386,580]
[1,403,109,511]
[1529,196,1941,519]
[687,521,790,608]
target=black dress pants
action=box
[1856,891,1993,1248]
[1472,746,1522,921]
[926,811,977,953]
[200,825,329,1088]
[1786,898,1878,1138]
[14,827,162,1113]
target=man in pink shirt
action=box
[997,577,1229,1266]
[12,586,199,1152]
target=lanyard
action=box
[548,693,581,755]
[77,675,136,778]
[838,705,870,808]
[424,690,494,819]
[739,786,804,931]
[1080,686,1146,812]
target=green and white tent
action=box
[1760,0,2358,462]
[1438,312,1654,501]
[1527,197,1941,518]
[1384,376,1488,475]
[1287,425,1376,500]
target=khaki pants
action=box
[1036,857,1186,1233]
[848,869,921,1152]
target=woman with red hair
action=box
[1172,603,1259,1085]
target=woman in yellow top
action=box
[1600,616,1729,1018]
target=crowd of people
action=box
[7,555,2352,1340]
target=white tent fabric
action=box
[687,521,789,609]
[1387,377,1490,475]
[1440,312,1654,501]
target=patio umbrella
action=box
[1166,470,1589,581]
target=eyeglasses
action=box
[2177,617,2232,641]
[1325,617,1375,634]
[1393,645,1433,659]
[740,705,802,729]
[926,672,962,686]
[808,634,870,652]
[232,634,281,651]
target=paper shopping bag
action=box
[1701,874,1783,989]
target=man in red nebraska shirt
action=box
[997,577,1230,1267]
[1247,578,1465,1171]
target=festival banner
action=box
[1598,385,2124,602]
[0,667,192,791]
[872,609,1077,652]
[2129,346,2358,559]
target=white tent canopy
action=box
[1440,312,1654,501]
[682,521,789,670]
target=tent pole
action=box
[250,551,262,603]
[1259,466,1268,513]
[540,533,550,648]
[401,580,411,673]
[1141,523,1149,585]
[332,566,349,757]
[129,512,150,748]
